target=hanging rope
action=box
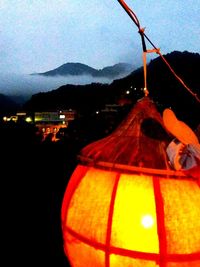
[156,50,200,102]
[117,0,200,103]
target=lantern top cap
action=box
[79,96,171,170]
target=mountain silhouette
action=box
[32,62,134,79]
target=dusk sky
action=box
[0,0,199,96]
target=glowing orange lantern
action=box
[61,97,200,267]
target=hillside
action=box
[24,51,200,127]
[110,50,200,126]
[0,93,20,115]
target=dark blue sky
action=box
[0,0,199,74]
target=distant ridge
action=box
[32,62,134,79]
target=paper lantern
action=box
[61,97,200,267]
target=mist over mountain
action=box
[0,62,135,104]
[24,50,200,127]
[32,62,134,78]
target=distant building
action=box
[2,109,77,142]
[34,109,77,141]
[3,111,33,123]
[101,104,122,113]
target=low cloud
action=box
[0,73,114,99]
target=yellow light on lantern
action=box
[141,215,154,228]
[61,97,200,267]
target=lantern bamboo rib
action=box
[105,173,120,267]
[64,225,200,263]
[153,177,167,267]
[78,156,195,179]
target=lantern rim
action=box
[78,155,196,180]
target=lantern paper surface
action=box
[61,97,200,267]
